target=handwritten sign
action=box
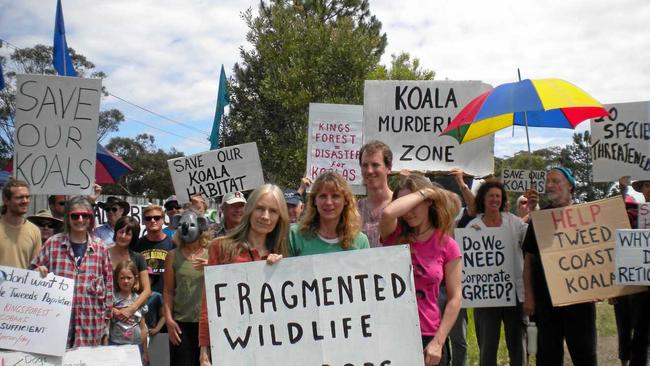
[455,228,516,308]
[0,345,142,366]
[637,203,650,229]
[363,80,494,175]
[167,142,264,203]
[0,265,74,356]
[531,197,642,306]
[13,75,100,195]
[204,245,422,365]
[501,169,546,193]
[93,202,151,238]
[306,103,365,195]
[591,102,650,182]
[614,229,650,285]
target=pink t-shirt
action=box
[383,226,461,336]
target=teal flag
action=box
[210,65,229,150]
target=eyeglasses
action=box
[105,207,120,213]
[70,212,93,220]
[144,215,163,222]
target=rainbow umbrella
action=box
[96,143,132,184]
[440,78,608,150]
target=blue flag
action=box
[209,65,229,150]
[52,0,76,76]
[0,63,5,90]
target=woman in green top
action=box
[289,171,369,255]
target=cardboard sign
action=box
[204,246,422,366]
[0,266,74,356]
[363,80,494,176]
[501,169,546,193]
[531,197,642,306]
[455,228,517,308]
[13,75,101,195]
[591,102,650,182]
[167,142,264,203]
[636,203,650,229]
[306,103,366,195]
[0,345,142,366]
[614,229,650,285]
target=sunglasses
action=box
[70,212,93,220]
[166,205,181,211]
[56,201,66,206]
[38,222,55,229]
[144,215,163,222]
[105,207,121,213]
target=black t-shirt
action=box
[132,235,174,294]
[522,205,554,306]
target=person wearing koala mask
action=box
[163,209,210,366]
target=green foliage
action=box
[0,44,123,158]
[103,134,183,199]
[368,52,435,80]
[223,0,387,188]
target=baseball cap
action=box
[223,191,246,205]
[284,189,302,205]
[164,195,181,210]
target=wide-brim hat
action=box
[97,196,130,215]
[632,180,650,193]
[27,209,63,231]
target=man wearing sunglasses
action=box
[47,195,67,220]
[94,196,130,246]
[0,179,41,269]
[162,196,183,238]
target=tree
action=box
[103,134,183,199]
[0,44,124,160]
[368,52,435,80]
[558,131,611,202]
[223,0,387,187]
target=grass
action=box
[462,302,616,366]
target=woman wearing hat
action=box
[27,209,63,243]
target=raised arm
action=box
[450,168,476,217]
[380,188,438,240]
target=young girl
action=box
[110,260,149,366]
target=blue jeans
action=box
[145,291,163,329]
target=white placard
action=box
[204,246,422,366]
[0,266,74,356]
[167,142,264,203]
[0,345,142,366]
[501,169,546,193]
[637,203,650,229]
[615,229,650,285]
[13,74,101,195]
[306,103,366,195]
[363,80,494,176]
[455,228,516,308]
[591,102,650,182]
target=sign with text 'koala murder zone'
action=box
[501,169,546,193]
[363,80,494,176]
[532,197,643,306]
[615,229,650,285]
[306,103,365,195]
[591,101,650,182]
[204,246,422,366]
[167,142,264,203]
[455,228,516,308]
[0,265,74,356]
[14,75,100,195]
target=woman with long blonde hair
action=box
[290,171,369,256]
[198,184,290,366]
[380,174,462,366]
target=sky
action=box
[1,0,649,159]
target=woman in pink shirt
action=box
[380,174,462,366]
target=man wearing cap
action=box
[162,195,183,238]
[522,167,597,365]
[284,189,304,224]
[93,196,130,246]
[0,179,41,268]
[216,191,246,237]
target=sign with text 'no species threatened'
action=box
[14,74,100,195]
[363,80,494,176]
[615,229,650,285]
[0,265,74,356]
[204,245,422,366]
[306,103,365,195]
[591,101,650,182]
[167,142,264,203]
[455,227,517,308]
[532,197,643,306]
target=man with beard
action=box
[0,179,41,268]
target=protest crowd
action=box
[1,135,649,366]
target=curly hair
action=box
[299,171,361,250]
[392,174,460,243]
[218,184,290,263]
[475,179,507,214]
